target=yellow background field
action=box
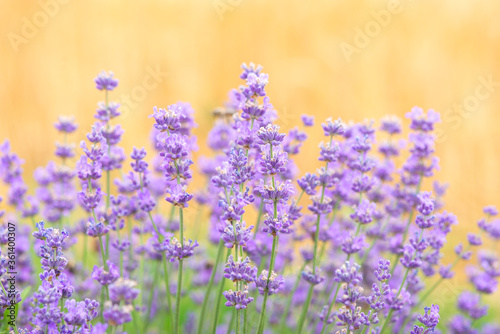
[1,0,499,318]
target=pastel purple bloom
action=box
[223,255,257,283]
[350,199,376,224]
[483,205,498,217]
[94,71,119,91]
[223,288,254,309]
[103,302,133,326]
[416,304,440,331]
[321,117,344,137]
[221,222,253,248]
[301,114,314,127]
[163,238,199,261]
[149,105,182,133]
[255,270,284,295]
[54,116,78,133]
[92,261,120,285]
[109,278,140,304]
[165,184,193,208]
[406,106,441,132]
[457,291,488,319]
[301,268,324,285]
[297,173,319,196]
[261,213,292,235]
[380,115,401,135]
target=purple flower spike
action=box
[301,114,314,127]
[457,291,488,319]
[297,173,319,196]
[78,185,103,210]
[467,233,482,246]
[165,184,193,208]
[240,62,262,80]
[163,238,199,262]
[257,124,286,146]
[350,199,377,224]
[94,71,119,91]
[54,116,78,133]
[138,189,156,212]
[92,261,120,286]
[483,205,498,217]
[417,191,435,216]
[416,304,440,331]
[321,117,344,137]
[262,213,292,236]
[301,268,325,285]
[221,222,253,248]
[380,115,402,135]
[103,302,133,326]
[255,270,284,295]
[223,288,254,309]
[87,218,110,237]
[109,278,140,304]
[255,179,294,205]
[149,105,182,133]
[223,255,257,283]
[335,261,363,285]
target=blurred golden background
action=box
[1,0,500,320]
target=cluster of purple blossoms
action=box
[1,64,500,334]
[29,222,100,333]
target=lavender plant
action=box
[0,63,498,334]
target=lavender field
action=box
[2,1,500,333]
[0,65,498,333]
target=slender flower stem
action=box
[175,259,183,334]
[256,234,279,334]
[236,309,241,334]
[391,176,424,275]
[244,308,248,334]
[381,228,425,332]
[253,200,264,238]
[162,256,174,331]
[197,240,224,334]
[211,248,232,334]
[83,233,88,269]
[116,228,123,277]
[297,285,314,334]
[175,207,185,334]
[97,235,108,270]
[278,262,307,332]
[143,263,160,333]
[298,170,328,334]
[146,209,173,329]
[227,310,236,334]
[320,190,365,334]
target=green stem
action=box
[175,259,183,334]
[278,262,307,332]
[296,284,314,334]
[197,240,224,334]
[256,235,279,334]
[253,201,265,238]
[175,207,185,334]
[227,310,235,334]
[392,176,424,275]
[83,233,88,269]
[143,263,160,333]
[211,248,232,334]
[236,309,241,334]
[244,308,248,334]
[162,256,174,332]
